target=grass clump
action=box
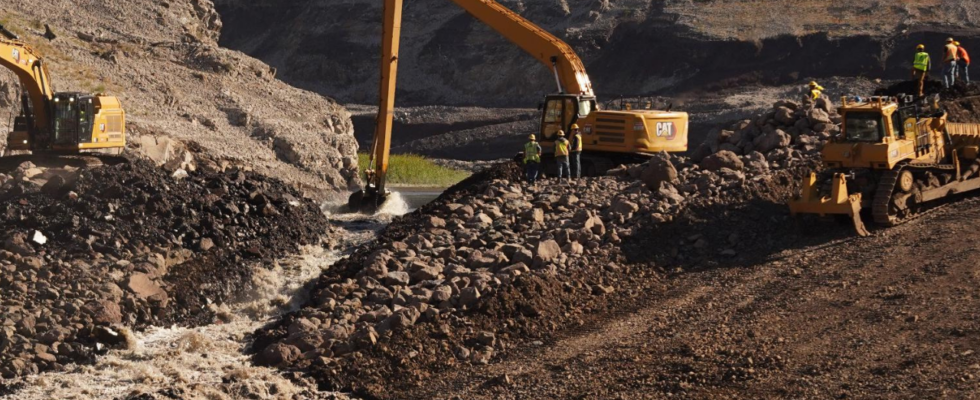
[358,153,470,187]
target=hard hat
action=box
[529,134,536,140]
[917,44,925,50]
[570,123,580,130]
[955,41,961,46]
[809,81,818,87]
[948,37,955,43]
[557,130,565,137]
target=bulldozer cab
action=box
[539,94,595,147]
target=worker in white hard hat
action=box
[944,37,960,88]
[569,123,583,179]
[554,130,571,183]
[523,133,542,184]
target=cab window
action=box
[578,100,593,117]
[845,112,884,142]
[544,99,563,123]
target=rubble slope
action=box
[0,0,359,197]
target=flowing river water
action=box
[2,190,440,400]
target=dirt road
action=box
[402,198,980,399]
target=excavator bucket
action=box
[788,172,870,237]
[347,189,389,214]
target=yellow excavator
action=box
[0,25,125,156]
[349,0,689,211]
[789,95,980,235]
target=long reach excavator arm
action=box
[0,27,54,136]
[349,0,689,212]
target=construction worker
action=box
[912,44,931,97]
[569,123,583,179]
[944,37,959,88]
[523,134,542,184]
[808,81,825,100]
[554,130,570,182]
[957,41,971,84]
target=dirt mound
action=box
[876,80,980,123]
[0,157,332,379]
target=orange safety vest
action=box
[555,138,569,157]
[959,46,971,65]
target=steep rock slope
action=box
[0,0,359,197]
[214,0,980,106]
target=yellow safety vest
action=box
[524,141,540,163]
[555,138,569,157]
[810,89,822,100]
[571,133,583,152]
[913,52,931,71]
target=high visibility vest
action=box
[524,141,540,163]
[555,138,569,157]
[810,89,822,100]
[571,133,583,152]
[913,52,931,71]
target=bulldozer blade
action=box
[849,199,870,237]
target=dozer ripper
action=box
[789,95,980,236]
[0,25,125,156]
[349,0,689,212]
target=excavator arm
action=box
[0,28,53,134]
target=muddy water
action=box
[2,196,424,400]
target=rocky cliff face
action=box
[214,0,980,106]
[0,0,359,197]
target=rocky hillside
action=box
[215,0,980,106]
[0,0,359,198]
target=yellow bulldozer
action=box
[0,25,125,156]
[789,95,980,236]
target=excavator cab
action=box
[539,94,596,146]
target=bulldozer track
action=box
[872,168,901,226]
[871,162,965,229]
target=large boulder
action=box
[754,129,791,154]
[639,153,678,190]
[701,150,744,172]
[774,106,796,125]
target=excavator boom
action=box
[447,0,593,97]
[0,33,54,133]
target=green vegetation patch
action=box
[358,153,470,187]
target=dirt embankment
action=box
[214,0,980,106]
[0,156,335,380]
[0,0,359,197]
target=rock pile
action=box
[690,98,840,172]
[0,157,331,378]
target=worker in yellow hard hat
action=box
[955,41,971,84]
[944,37,960,88]
[568,123,583,180]
[554,130,570,183]
[523,133,542,184]
[808,81,825,100]
[912,44,931,97]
